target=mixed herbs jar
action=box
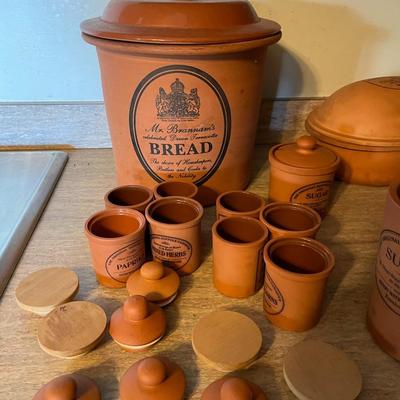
[81,0,281,205]
[268,136,339,217]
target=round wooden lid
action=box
[283,340,362,400]
[126,261,180,306]
[192,311,262,372]
[15,267,79,316]
[37,301,107,358]
[120,357,185,400]
[33,373,101,400]
[201,376,267,400]
[109,295,166,349]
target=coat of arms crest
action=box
[156,78,200,119]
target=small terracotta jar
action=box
[84,208,146,288]
[126,260,180,306]
[33,374,101,400]
[263,237,335,331]
[145,196,204,275]
[120,356,186,400]
[268,135,340,217]
[109,295,166,351]
[104,184,154,213]
[154,181,198,200]
[216,190,266,220]
[368,181,400,360]
[201,376,267,400]
[212,216,269,298]
[259,202,321,239]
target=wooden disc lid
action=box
[201,377,267,400]
[120,356,186,400]
[192,310,262,372]
[126,261,180,305]
[109,295,166,347]
[37,301,107,359]
[15,267,79,316]
[33,374,101,400]
[283,340,362,400]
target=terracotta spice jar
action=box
[216,190,266,220]
[368,181,400,360]
[119,356,186,400]
[268,135,339,217]
[84,208,146,288]
[104,184,154,213]
[109,295,166,351]
[154,181,198,200]
[145,196,203,275]
[259,202,321,239]
[201,376,267,400]
[263,237,335,331]
[81,0,281,206]
[212,216,269,298]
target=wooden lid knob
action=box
[123,295,149,322]
[296,135,317,151]
[44,376,76,400]
[220,378,253,400]
[137,358,166,387]
[140,261,165,280]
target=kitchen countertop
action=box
[0,146,398,400]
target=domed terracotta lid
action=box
[109,295,167,350]
[81,0,281,45]
[33,374,101,400]
[126,261,180,306]
[306,76,400,149]
[269,135,339,176]
[201,377,267,400]
[120,357,186,400]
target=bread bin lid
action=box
[269,136,339,176]
[81,0,281,45]
[306,77,400,149]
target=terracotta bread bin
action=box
[109,295,166,351]
[268,135,339,217]
[216,190,266,219]
[259,202,321,239]
[81,0,281,206]
[368,181,400,360]
[306,76,400,186]
[201,376,267,400]
[145,196,203,275]
[85,208,146,288]
[104,184,154,213]
[120,356,186,400]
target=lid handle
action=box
[220,377,253,400]
[141,261,165,280]
[138,358,167,387]
[44,376,77,400]
[124,295,149,322]
[296,135,317,153]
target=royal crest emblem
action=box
[156,78,200,119]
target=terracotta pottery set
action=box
[216,190,266,219]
